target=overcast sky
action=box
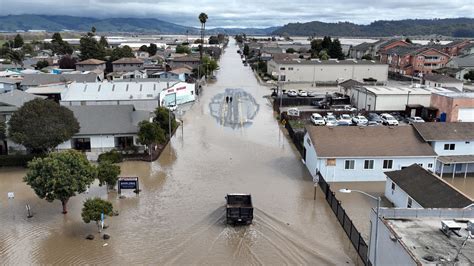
[0,0,472,28]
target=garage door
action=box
[458,108,474,122]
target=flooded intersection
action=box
[0,40,358,264]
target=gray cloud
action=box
[0,0,472,28]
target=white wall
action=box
[425,80,463,92]
[385,177,423,208]
[57,135,140,150]
[60,99,159,112]
[432,140,474,156]
[351,89,432,111]
[303,133,319,177]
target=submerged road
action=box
[0,39,358,264]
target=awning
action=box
[438,155,474,164]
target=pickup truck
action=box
[226,194,253,225]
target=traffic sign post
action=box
[118,177,140,195]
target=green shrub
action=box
[97,150,123,163]
[0,154,39,167]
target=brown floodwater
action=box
[0,39,360,265]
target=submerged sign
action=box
[118,177,139,194]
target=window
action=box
[383,160,393,169]
[428,163,433,168]
[280,67,286,70]
[444,144,455,150]
[391,182,395,194]
[288,67,294,70]
[344,160,355,170]
[417,163,423,167]
[407,197,413,208]
[466,141,470,144]
[364,160,374,169]
[326,159,336,166]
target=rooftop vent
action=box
[441,220,462,237]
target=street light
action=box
[339,188,381,266]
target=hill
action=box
[272,18,474,37]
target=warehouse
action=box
[267,58,388,85]
[350,85,452,112]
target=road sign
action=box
[118,177,139,195]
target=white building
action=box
[60,81,195,112]
[267,58,388,85]
[424,73,464,92]
[413,122,474,177]
[368,208,474,265]
[350,85,452,111]
[385,164,473,209]
[303,126,437,182]
[57,105,151,159]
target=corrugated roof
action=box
[424,73,463,83]
[305,126,437,158]
[21,73,98,86]
[385,164,473,208]
[413,122,474,141]
[67,105,150,135]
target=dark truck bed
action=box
[226,194,253,225]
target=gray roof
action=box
[0,90,45,108]
[112,57,144,64]
[352,42,373,51]
[413,122,474,141]
[0,78,22,85]
[21,73,98,86]
[424,73,463,83]
[339,79,364,88]
[386,164,473,208]
[67,105,150,136]
[449,54,474,68]
[305,126,436,158]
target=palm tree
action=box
[198,13,208,62]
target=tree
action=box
[36,60,49,69]
[464,70,474,80]
[286,48,296,54]
[79,30,106,60]
[198,12,208,61]
[199,56,219,77]
[8,99,79,153]
[321,36,332,50]
[318,50,329,60]
[99,36,109,48]
[13,34,24,48]
[21,43,35,56]
[109,46,134,61]
[97,161,121,191]
[138,120,166,155]
[329,39,345,60]
[405,38,413,44]
[209,36,219,44]
[139,45,148,52]
[25,150,96,214]
[51,32,73,55]
[310,39,323,56]
[176,44,191,54]
[59,55,77,69]
[81,198,113,231]
[153,107,177,137]
[243,44,249,56]
[7,50,25,67]
[148,43,158,56]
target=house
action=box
[60,81,193,112]
[303,126,437,182]
[167,56,200,69]
[337,79,364,96]
[350,85,451,112]
[150,68,192,82]
[368,208,474,266]
[106,70,147,80]
[413,122,474,177]
[133,51,150,59]
[385,164,473,209]
[266,58,388,85]
[0,78,22,92]
[459,42,474,56]
[433,67,470,82]
[112,57,144,72]
[423,73,463,92]
[348,39,399,60]
[445,54,474,80]
[57,105,151,159]
[441,40,472,57]
[380,47,450,76]
[20,73,99,90]
[430,92,474,122]
[75,59,106,73]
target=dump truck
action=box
[226,193,253,225]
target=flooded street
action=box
[0,39,359,265]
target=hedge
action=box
[97,150,123,164]
[0,154,38,167]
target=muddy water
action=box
[0,39,359,265]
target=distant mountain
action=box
[0,14,278,35]
[272,18,474,37]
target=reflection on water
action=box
[0,39,358,264]
[209,88,259,129]
[443,177,474,199]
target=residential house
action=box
[76,59,106,73]
[459,42,474,56]
[423,73,463,92]
[57,105,151,160]
[303,126,437,182]
[368,208,474,266]
[150,67,192,82]
[348,39,401,60]
[112,57,144,72]
[445,53,474,80]
[413,122,474,177]
[380,47,450,76]
[107,70,147,81]
[385,164,473,209]
[430,92,474,122]
[20,73,99,91]
[267,58,388,85]
[134,50,150,59]
[167,56,200,70]
[0,78,21,92]
[441,40,472,57]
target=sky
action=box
[0,0,473,28]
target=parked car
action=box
[352,115,368,126]
[406,116,425,124]
[367,113,383,125]
[298,90,308,97]
[390,112,405,122]
[310,113,325,126]
[287,90,298,97]
[335,105,357,112]
[338,114,353,125]
[380,113,399,126]
[311,100,329,109]
[324,113,337,126]
[336,120,351,126]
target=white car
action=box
[298,90,308,97]
[338,114,353,125]
[287,90,298,97]
[310,113,325,126]
[380,113,399,126]
[324,113,337,126]
[406,116,425,124]
[352,115,368,126]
